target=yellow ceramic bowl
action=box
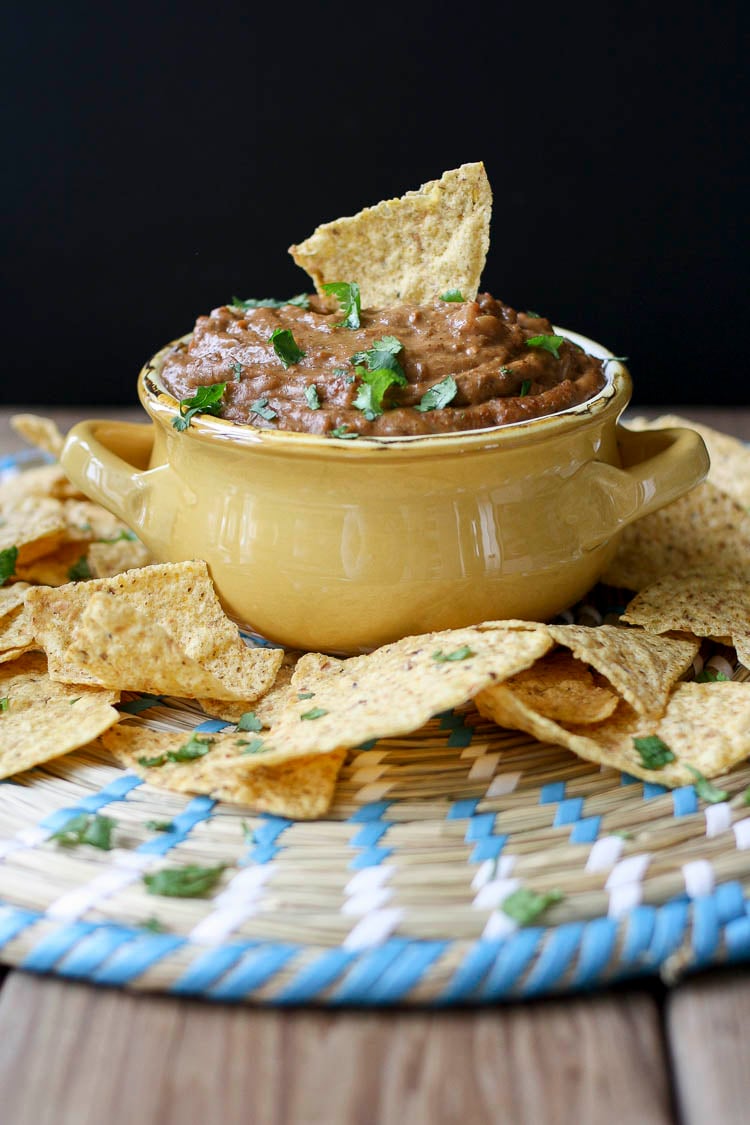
[61,328,708,653]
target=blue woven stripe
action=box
[480,929,543,998]
[621,905,656,965]
[438,711,463,729]
[349,802,392,822]
[692,896,720,966]
[540,782,565,804]
[648,900,689,965]
[571,917,618,986]
[135,795,216,856]
[350,822,390,848]
[465,813,496,841]
[441,939,504,1002]
[39,775,143,831]
[252,817,293,848]
[643,782,667,800]
[470,835,507,862]
[56,925,135,978]
[275,949,357,1004]
[250,844,282,864]
[171,942,255,994]
[194,719,231,733]
[365,941,447,1004]
[570,816,601,844]
[448,799,479,819]
[210,944,299,1000]
[331,939,411,1005]
[715,881,745,924]
[92,934,185,985]
[447,727,473,748]
[523,923,585,995]
[620,772,640,786]
[349,847,393,869]
[0,905,39,948]
[725,916,750,961]
[21,922,97,972]
[672,786,699,816]
[553,798,584,827]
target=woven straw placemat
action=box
[2,452,750,1005]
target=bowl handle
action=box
[61,419,167,534]
[568,423,710,551]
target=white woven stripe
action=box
[608,882,643,918]
[485,772,522,798]
[355,782,395,803]
[605,854,651,919]
[705,654,735,679]
[188,865,276,944]
[47,868,138,922]
[473,877,520,911]
[343,907,404,951]
[342,888,393,916]
[682,859,715,899]
[585,835,624,874]
[733,818,750,849]
[481,910,518,940]
[344,866,395,897]
[705,802,732,838]
[351,751,388,768]
[15,826,50,848]
[471,854,516,892]
[468,754,501,782]
[348,766,388,784]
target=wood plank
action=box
[668,972,750,1125]
[0,973,672,1125]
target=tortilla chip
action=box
[198,648,301,724]
[0,583,30,619]
[623,571,750,668]
[0,652,120,779]
[25,560,283,699]
[547,624,699,717]
[602,481,750,591]
[62,500,133,544]
[0,500,67,565]
[289,163,492,306]
[0,464,84,509]
[0,605,34,652]
[100,726,345,818]
[499,650,618,724]
[15,542,91,586]
[63,594,252,699]
[9,414,65,460]
[476,680,750,787]
[628,415,750,510]
[0,646,37,665]
[235,624,555,759]
[87,538,154,578]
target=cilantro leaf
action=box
[138,733,214,769]
[353,365,407,419]
[231,361,243,381]
[250,398,278,422]
[300,707,328,720]
[351,336,406,380]
[173,382,227,431]
[237,711,264,732]
[0,697,8,711]
[687,766,729,803]
[502,887,563,925]
[415,375,457,413]
[51,813,115,851]
[142,917,165,933]
[269,327,305,368]
[696,667,730,683]
[231,294,309,310]
[67,555,92,582]
[525,309,542,318]
[433,646,475,662]
[440,289,464,302]
[297,691,315,700]
[526,334,565,359]
[322,281,361,329]
[145,820,174,832]
[96,529,138,544]
[329,425,358,440]
[633,735,675,769]
[143,864,226,898]
[305,384,321,410]
[0,546,18,586]
[520,379,532,397]
[239,737,266,755]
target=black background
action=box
[2,1,746,407]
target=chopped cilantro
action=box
[239,737,266,755]
[138,733,214,769]
[525,309,542,318]
[333,366,349,378]
[145,820,175,832]
[322,281,361,329]
[743,786,750,806]
[143,864,226,898]
[0,697,8,712]
[51,813,115,851]
[250,397,278,422]
[687,766,729,803]
[696,667,730,683]
[305,384,321,410]
[300,707,328,720]
[633,735,675,770]
[269,327,305,368]
[351,336,405,380]
[142,917,165,933]
[520,380,532,397]
[297,691,315,700]
[502,887,563,925]
[415,375,457,413]
[240,819,255,843]
[440,289,464,302]
[432,646,475,662]
[231,294,309,310]
[67,555,92,582]
[173,382,227,431]
[237,711,264,732]
[329,425,358,440]
[96,529,138,544]
[353,365,407,419]
[526,334,565,359]
[231,361,243,381]
[0,546,19,586]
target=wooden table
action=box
[0,405,748,1125]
